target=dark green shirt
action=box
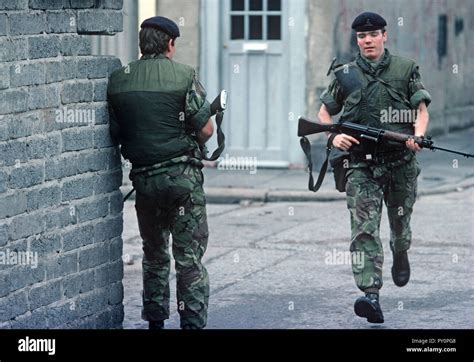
[108,53,211,166]
[320,48,431,152]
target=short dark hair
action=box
[139,27,175,55]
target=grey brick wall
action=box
[0,0,124,329]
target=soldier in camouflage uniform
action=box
[318,12,431,323]
[107,16,214,329]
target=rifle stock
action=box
[297,117,337,137]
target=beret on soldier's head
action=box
[141,16,180,39]
[351,12,387,32]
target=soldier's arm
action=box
[406,101,429,152]
[318,81,359,151]
[196,118,214,144]
[406,63,431,152]
[185,70,213,144]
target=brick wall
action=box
[0,0,124,329]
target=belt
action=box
[129,155,203,179]
[351,149,412,164]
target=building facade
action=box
[95,0,474,166]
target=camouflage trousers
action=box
[345,153,420,292]
[132,162,209,328]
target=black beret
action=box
[351,12,387,32]
[141,16,180,39]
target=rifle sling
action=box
[202,111,226,161]
[299,134,336,192]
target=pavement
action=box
[119,126,474,329]
[121,126,474,203]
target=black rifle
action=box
[123,91,228,202]
[297,117,474,192]
[298,117,474,158]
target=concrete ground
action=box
[120,126,474,329]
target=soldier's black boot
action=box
[354,293,384,324]
[391,250,410,287]
[149,321,164,330]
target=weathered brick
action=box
[8,163,44,189]
[45,154,77,181]
[0,223,8,247]
[0,14,7,36]
[61,174,95,201]
[79,243,109,271]
[76,149,108,173]
[0,0,28,10]
[0,66,9,89]
[0,291,28,320]
[77,10,122,35]
[8,212,44,240]
[0,120,7,141]
[46,10,76,33]
[107,281,123,306]
[46,59,77,83]
[69,0,94,8]
[26,133,62,160]
[60,34,91,56]
[8,111,44,139]
[94,216,122,243]
[0,37,28,62]
[62,224,94,251]
[95,260,122,288]
[29,279,61,309]
[47,301,78,328]
[99,0,123,9]
[110,304,123,327]
[76,288,108,317]
[93,80,107,101]
[0,271,9,297]
[93,125,114,148]
[30,232,61,257]
[94,169,122,194]
[62,270,94,298]
[28,35,60,59]
[10,12,46,35]
[28,84,60,110]
[11,308,47,329]
[10,63,46,87]
[61,81,93,104]
[90,103,108,125]
[29,0,65,9]
[27,184,61,211]
[107,147,121,169]
[9,263,46,292]
[76,57,109,79]
[46,252,78,279]
[62,127,93,152]
[0,89,29,114]
[76,197,108,222]
[0,191,27,218]
[0,139,27,166]
[109,191,123,215]
[107,57,122,75]
[44,205,77,231]
[109,236,122,261]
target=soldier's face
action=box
[356,30,387,60]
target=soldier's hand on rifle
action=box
[406,136,422,152]
[332,134,360,151]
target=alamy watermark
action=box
[55,106,95,124]
[217,153,258,175]
[0,249,38,269]
[325,249,365,268]
[380,106,419,124]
